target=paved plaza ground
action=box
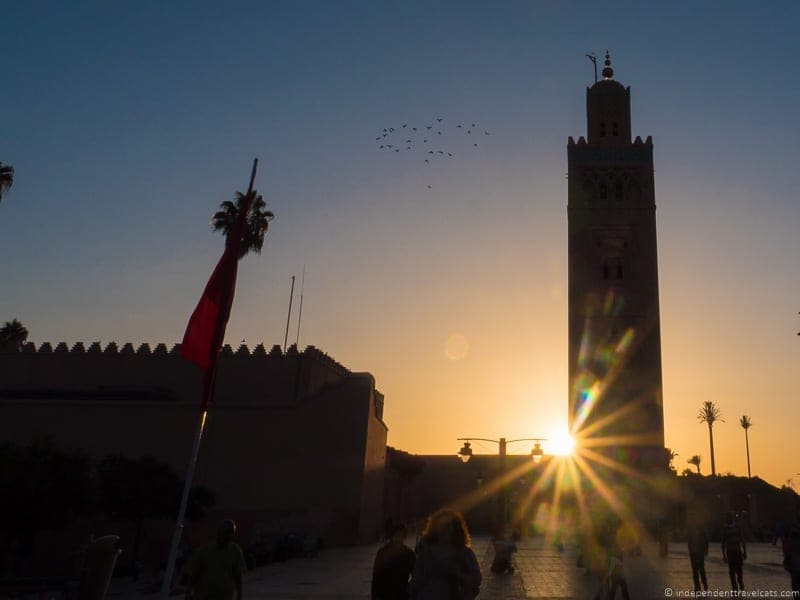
[111,537,798,599]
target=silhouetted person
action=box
[186,519,246,600]
[721,512,746,591]
[410,508,481,600]
[372,524,415,600]
[489,529,517,574]
[604,527,630,600]
[783,505,800,592]
[687,524,709,592]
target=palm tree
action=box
[697,401,724,476]
[0,162,14,201]
[740,415,752,478]
[687,454,702,474]
[211,190,274,259]
[0,318,29,351]
[666,448,679,473]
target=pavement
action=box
[109,538,798,599]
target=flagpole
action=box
[161,159,259,598]
[160,408,207,598]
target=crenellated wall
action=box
[0,343,388,562]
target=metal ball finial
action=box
[602,50,614,79]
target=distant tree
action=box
[0,318,28,351]
[96,455,215,564]
[740,415,752,478]
[680,467,694,477]
[211,190,275,259]
[0,162,14,201]
[666,448,679,474]
[688,454,702,474]
[0,438,94,570]
[697,401,723,476]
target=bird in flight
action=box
[437,150,444,154]
[485,131,491,135]
[402,124,407,128]
[426,126,432,130]
[473,143,478,147]
[427,185,432,189]
[447,152,453,157]
[457,124,462,128]
[424,159,429,163]
[428,150,434,154]
[437,131,442,135]
[437,117,443,122]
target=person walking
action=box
[410,508,481,600]
[687,524,709,592]
[721,512,746,591]
[372,523,416,600]
[185,519,246,600]
[783,505,800,592]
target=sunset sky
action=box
[2,2,798,487]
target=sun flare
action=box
[548,429,576,456]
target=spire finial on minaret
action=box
[602,50,614,79]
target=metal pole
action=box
[161,158,258,597]
[283,276,295,352]
[295,265,305,347]
[160,410,208,598]
[498,438,507,528]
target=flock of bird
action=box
[373,117,491,189]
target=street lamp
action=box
[530,440,545,464]
[456,436,548,529]
[456,437,549,464]
[458,441,473,463]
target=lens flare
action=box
[549,429,576,456]
[444,333,469,360]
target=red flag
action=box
[181,190,253,406]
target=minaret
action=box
[567,53,665,470]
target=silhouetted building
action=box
[567,53,665,469]
[0,342,387,563]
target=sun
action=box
[548,428,576,456]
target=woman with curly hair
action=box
[410,508,481,600]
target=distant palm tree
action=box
[211,190,274,259]
[0,318,28,351]
[687,454,702,474]
[666,448,679,473]
[697,401,724,476]
[0,162,14,201]
[740,415,752,478]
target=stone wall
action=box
[0,343,388,565]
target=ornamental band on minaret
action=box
[567,52,665,468]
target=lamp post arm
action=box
[457,437,500,445]
[506,437,548,444]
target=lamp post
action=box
[457,437,547,528]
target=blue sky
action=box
[2,2,799,484]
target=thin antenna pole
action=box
[295,264,305,347]
[283,275,295,352]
